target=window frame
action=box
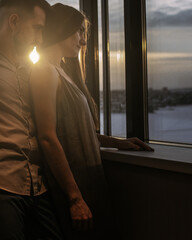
[124,0,147,141]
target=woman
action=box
[59,9,153,152]
[30,3,153,239]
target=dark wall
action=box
[102,159,192,240]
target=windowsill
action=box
[101,144,192,175]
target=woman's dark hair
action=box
[44,3,99,130]
[61,58,99,131]
[43,3,84,47]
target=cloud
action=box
[109,3,192,31]
[147,9,192,27]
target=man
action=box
[0,0,64,239]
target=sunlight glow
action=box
[29,47,40,64]
[117,51,121,62]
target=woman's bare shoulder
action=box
[31,60,56,78]
[30,60,59,87]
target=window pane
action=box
[98,0,104,134]
[108,0,126,137]
[146,0,192,144]
[47,0,79,9]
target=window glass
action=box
[47,0,79,9]
[146,0,192,144]
[98,0,104,134]
[108,0,126,137]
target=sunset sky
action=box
[146,0,192,89]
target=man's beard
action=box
[13,35,32,57]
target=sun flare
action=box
[29,47,40,64]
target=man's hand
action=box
[117,137,154,151]
[70,198,93,232]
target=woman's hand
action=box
[70,198,93,232]
[97,134,154,151]
[116,137,154,151]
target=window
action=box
[98,0,104,134]
[97,0,192,146]
[98,0,126,137]
[109,0,126,137]
[146,0,192,144]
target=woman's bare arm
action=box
[30,63,92,230]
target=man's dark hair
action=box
[0,0,51,15]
